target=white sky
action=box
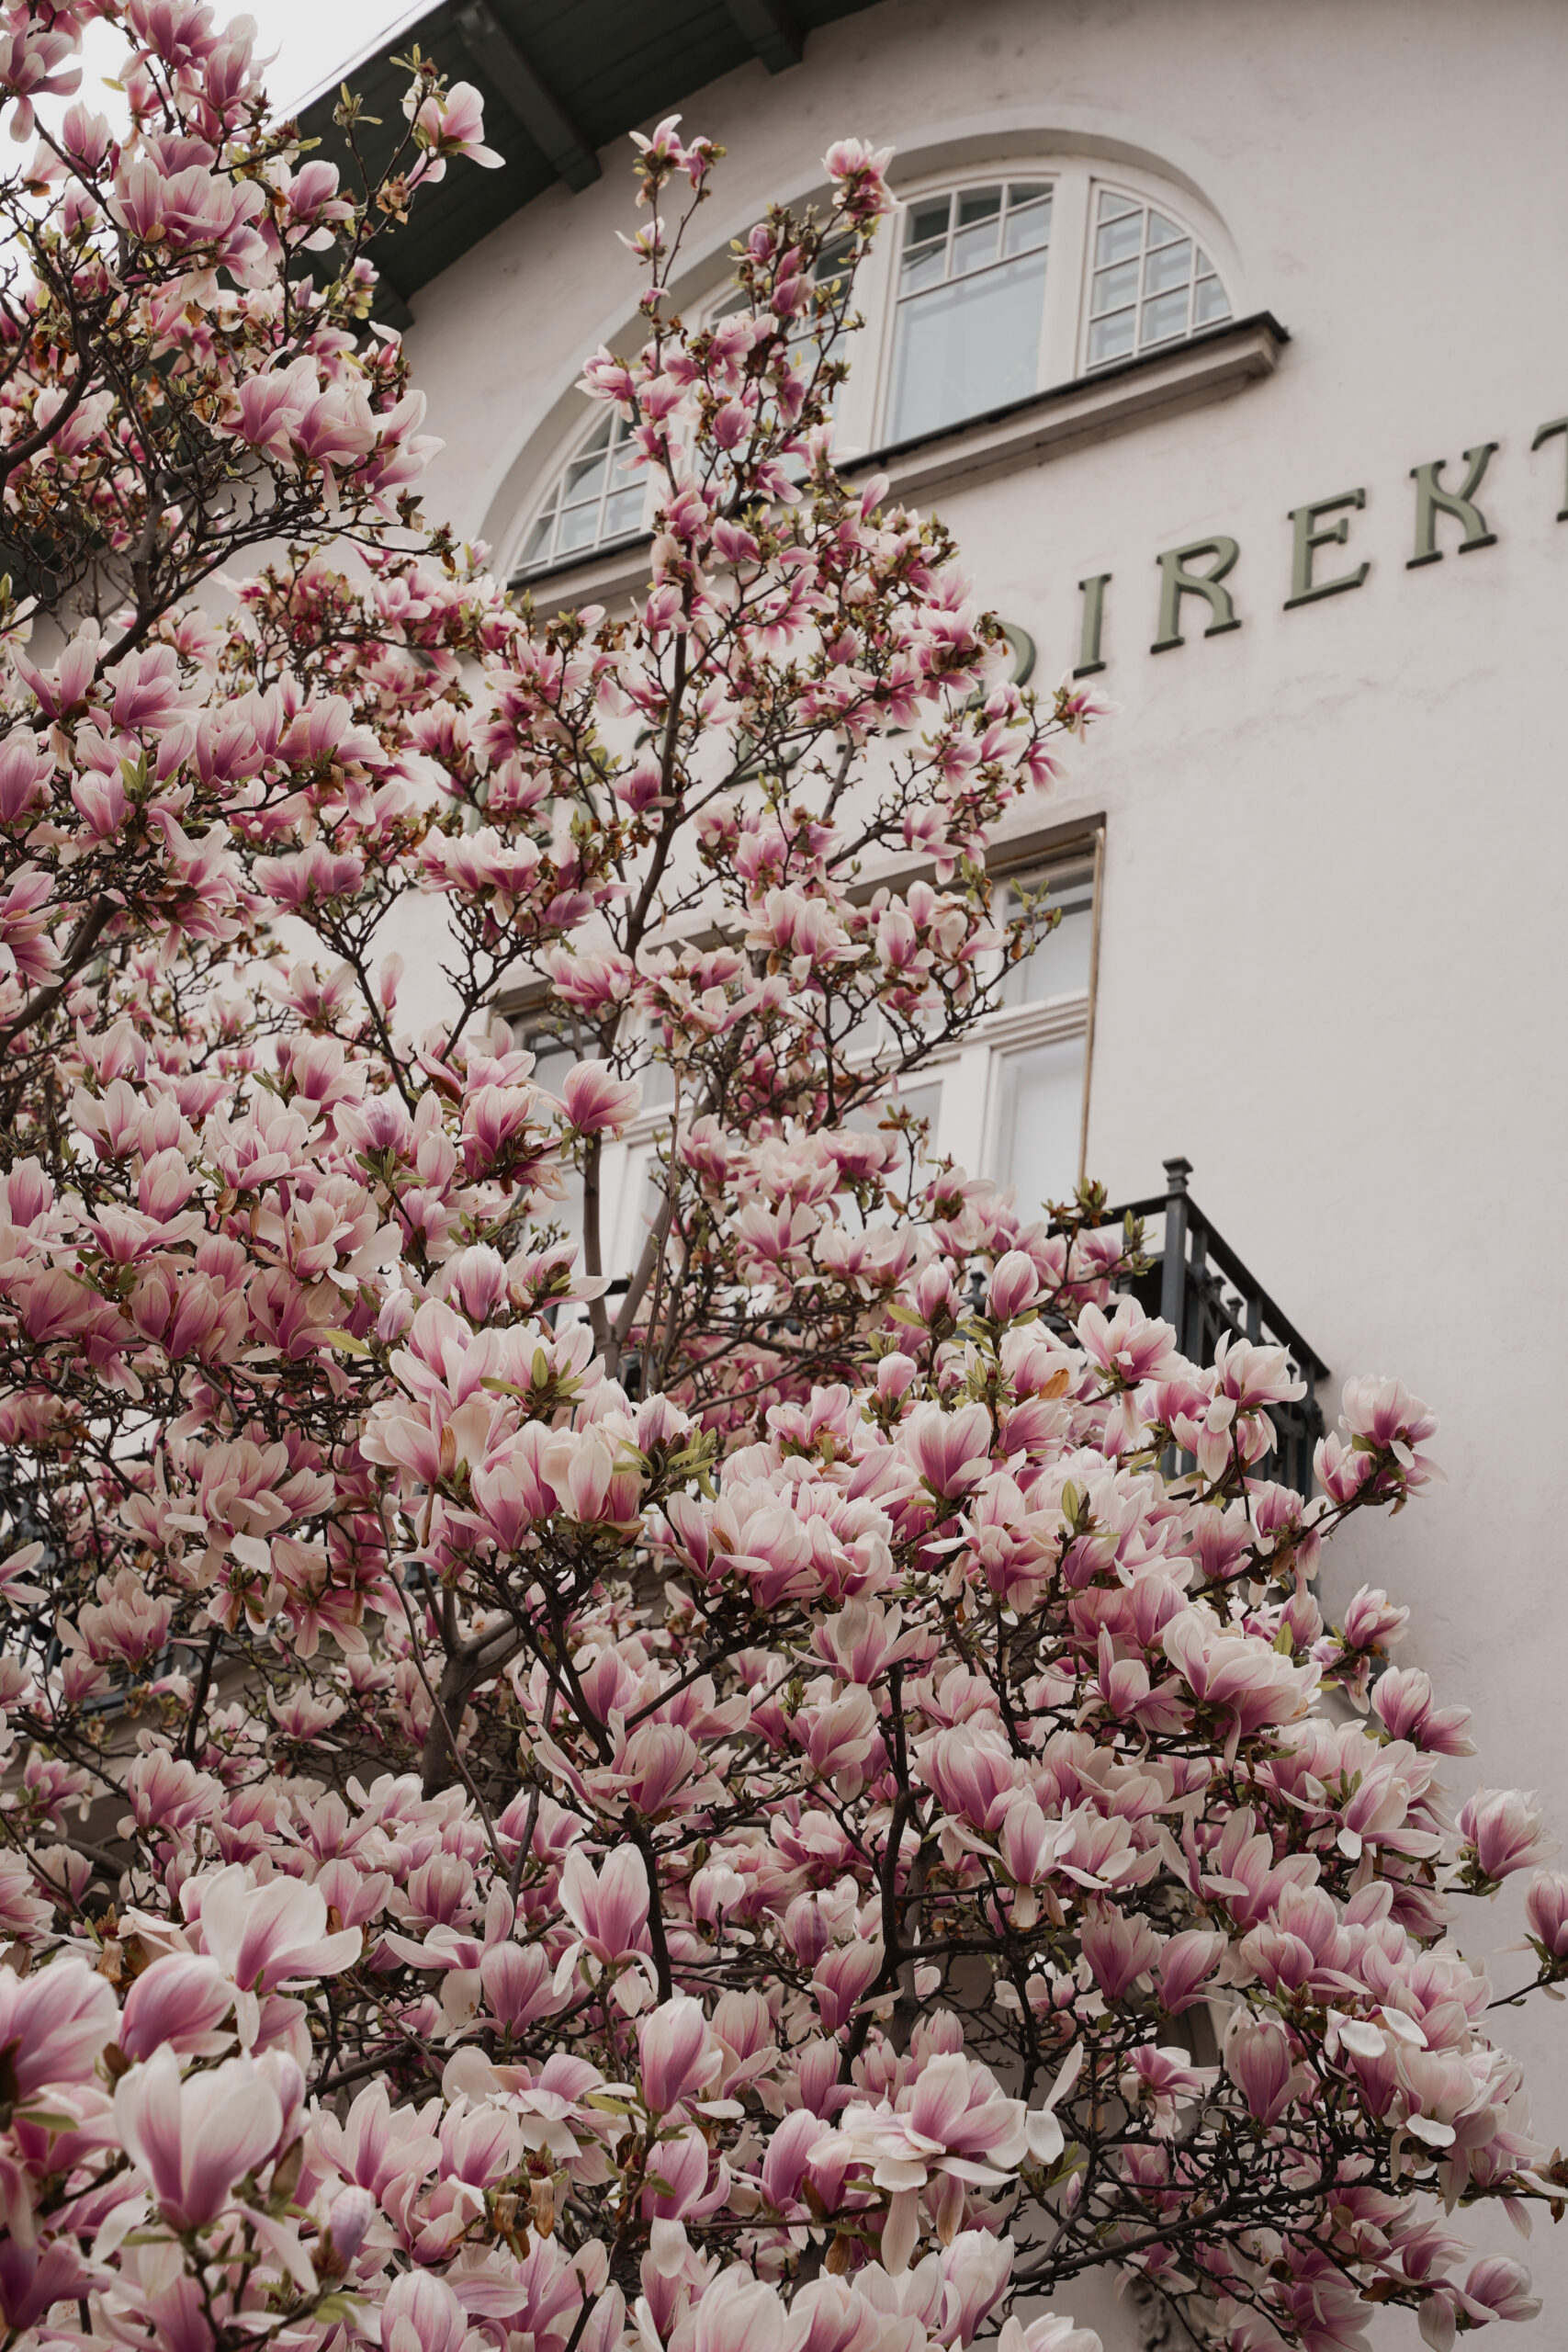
[59,1,421,130]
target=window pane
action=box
[639,1058,675,1110]
[1003,194,1052,256]
[816,233,856,297]
[1095,211,1144,268]
[563,451,608,503]
[1091,260,1140,316]
[521,511,556,567]
[1088,311,1136,366]
[1141,287,1191,345]
[907,198,951,247]
[1145,237,1193,295]
[956,186,1002,227]
[603,482,644,536]
[953,214,1001,275]
[1009,182,1049,207]
[994,1038,1085,1207]
[900,240,946,294]
[850,1083,942,1160]
[888,248,1047,440]
[1002,899,1094,1005]
[1194,275,1231,325]
[1098,187,1139,221]
[558,500,602,554]
[1147,209,1184,248]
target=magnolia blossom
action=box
[0,32,1551,2352]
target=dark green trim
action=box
[1283,487,1368,608]
[1151,536,1241,651]
[720,0,805,69]
[455,0,600,190]
[297,0,880,303]
[1406,442,1497,568]
[1074,572,1110,675]
[1531,416,1568,521]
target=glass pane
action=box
[952,214,1001,275]
[1088,310,1136,367]
[900,240,947,294]
[907,198,951,247]
[1194,275,1231,325]
[816,233,856,296]
[1147,209,1184,248]
[1090,260,1140,316]
[956,186,1002,227]
[1145,237,1193,295]
[1004,194,1052,256]
[603,482,644,536]
[851,1083,942,1162]
[639,1058,675,1110]
[563,451,608,503]
[887,247,1047,441]
[1003,899,1094,1005]
[521,511,555,568]
[1141,287,1191,345]
[1009,182,1049,207]
[1095,211,1144,268]
[530,1045,575,1095]
[994,1038,1085,1207]
[557,500,602,554]
[1098,187,1139,221]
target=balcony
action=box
[1088,1155,1329,1495]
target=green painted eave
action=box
[295,0,882,314]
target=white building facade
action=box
[308,4,1568,2337]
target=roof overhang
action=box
[296,0,885,322]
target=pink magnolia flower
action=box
[1224,2016,1302,2128]
[118,1952,235,2060]
[0,2240,92,2333]
[556,1846,654,2000]
[381,2267,472,2352]
[902,1402,994,1500]
[1458,1789,1552,1884]
[113,2045,288,2228]
[0,1959,117,2097]
[1526,1871,1568,1960]
[188,1863,362,2044]
[560,1059,641,1136]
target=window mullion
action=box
[1042,164,1089,387]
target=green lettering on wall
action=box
[1407,443,1498,567]
[1074,573,1111,675]
[1530,417,1568,521]
[1284,489,1369,608]
[1151,537,1241,652]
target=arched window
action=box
[1086,187,1230,368]
[517,409,643,575]
[874,164,1234,447]
[509,162,1237,580]
[887,181,1053,444]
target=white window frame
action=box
[513,407,650,580]
[854,156,1236,452]
[497,832,1103,1275]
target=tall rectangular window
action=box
[886,183,1052,445]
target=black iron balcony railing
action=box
[1095,1156,1329,1497]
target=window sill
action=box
[508,312,1286,608]
[844,312,1289,503]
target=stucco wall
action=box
[393,5,1568,2339]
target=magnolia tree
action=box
[0,11,1563,2352]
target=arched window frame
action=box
[513,404,649,579]
[835,154,1240,458]
[504,157,1241,578]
